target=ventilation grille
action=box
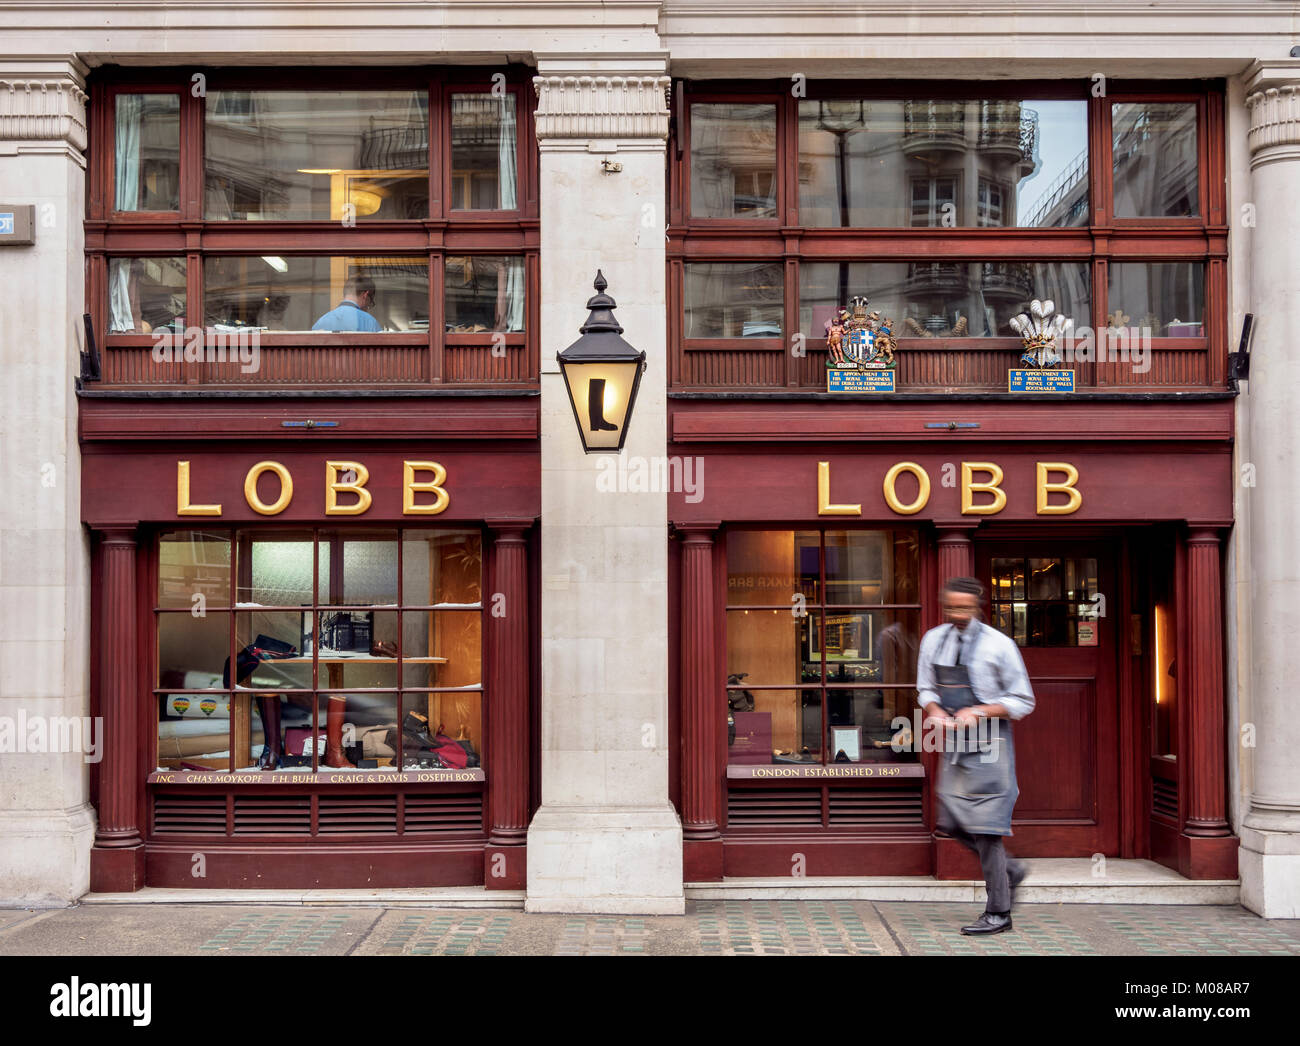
[1152,778,1179,822]
[233,795,312,836]
[727,789,823,827]
[152,794,227,835]
[829,786,925,825]
[317,795,399,835]
[404,794,484,834]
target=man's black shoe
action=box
[961,911,1013,935]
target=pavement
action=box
[2,899,1298,956]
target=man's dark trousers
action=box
[940,815,1024,914]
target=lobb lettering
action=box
[818,460,1081,518]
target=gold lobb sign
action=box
[817,460,1081,517]
[176,460,449,517]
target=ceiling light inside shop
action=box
[261,256,289,273]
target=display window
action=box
[670,82,1225,391]
[725,528,922,767]
[154,527,484,775]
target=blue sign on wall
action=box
[828,368,895,394]
[0,214,14,235]
[1009,369,1075,393]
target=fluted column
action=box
[679,526,719,841]
[1241,61,1300,914]
[487,522,531,848]
[1184,529,1231,838]
[935,524,976,585]
[89,528,145,891]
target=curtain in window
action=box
[497,97,517,209]
[115,95,143,211]
[108,258,135,333]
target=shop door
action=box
[975,543,1119,857]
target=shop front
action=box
[669,399,1237,883]
[81,398,538,891]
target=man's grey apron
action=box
[933,622,1018,837]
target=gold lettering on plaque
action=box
[403,460,450,516]
[883,462,931,515]
[244,461,293,516]
[176,461,222,516]
[961,461,1007,515]
[325,460,373,516]
[817,461,861,516]
[1036,461,1082,515]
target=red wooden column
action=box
[1179,527,1237,878]
[89,527,146,892]
[932,523,982,880]
[679,524,723,881]
[936,523,976,584]
[484,520,531,889]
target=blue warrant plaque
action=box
[1009,369,1074,393]
[828,367,895,393]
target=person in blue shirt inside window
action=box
[312,273,381,332]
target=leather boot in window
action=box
[256,694,282,770]
[323,695,352,768]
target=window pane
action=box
[115,94,180,212]
[401,530,482,606]
[728,688,806,764]
[827,688,920,763]
[320,532,398,605]
[318,611,398,687]
[108,257,186,334]
[158,613,229,688]
[450,94,517,209]
[445,255,524,332]
[237,534,323,606]
[203,256,428,333]
[240,694,314,772]
[402,692,483,771]
[991,558,1025,601]
[298,693,399,771]
[235,611,313,689]
[728,610,802,687]
[1108,262,1204,336]
[726,530,818,606]
[685,262,783,338]
[400,611,481,688]
[158,687,233,772]
[824,530,919,605]
[1027,558,1063,600]
[798,99,1088,228]
[159,530,230,608]
[205,90,429,220]
[691,103,777,218]
[1113,102,1198,218]
[800,261,1089,339]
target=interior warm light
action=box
[348,188,384,217]
[297,168,342,175]
[1154,604,1166,704]
[261,256,288,273]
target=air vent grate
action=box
[318,795,399,835]
[403,794,484,834]
[152,794,227,835]
[727,788,823,827]
[829,786,925,826]
[232,795,311,836]
[1152,778,1178,822]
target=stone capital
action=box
[0,58,89,153]
[533,55,670,142]
[1244,59,1300,166]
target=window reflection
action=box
[1113,102,1198,218]
[115,94,180,212]
[444,255,524,332]
[202,256,429,333]
[797,99,1088,228]
[205,90,429,221]
[800,261,1089,339]
[685,262,783,338]
[691,103,777,218]
[1108,262,1204,336]
[450,94,518,209]
[108,257,186,334]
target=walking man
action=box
[916,576,1035,935]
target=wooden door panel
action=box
[1012,676,1095,821]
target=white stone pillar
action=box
[1240,59,1300,918]
[0,58,95,905]
[526,56,683,914]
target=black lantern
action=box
[556,271,647,453]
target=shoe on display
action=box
[960,911,1013,935]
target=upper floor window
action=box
[90,71,537,386]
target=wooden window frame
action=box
[86,67,540,388]
[668,79,1228,392]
